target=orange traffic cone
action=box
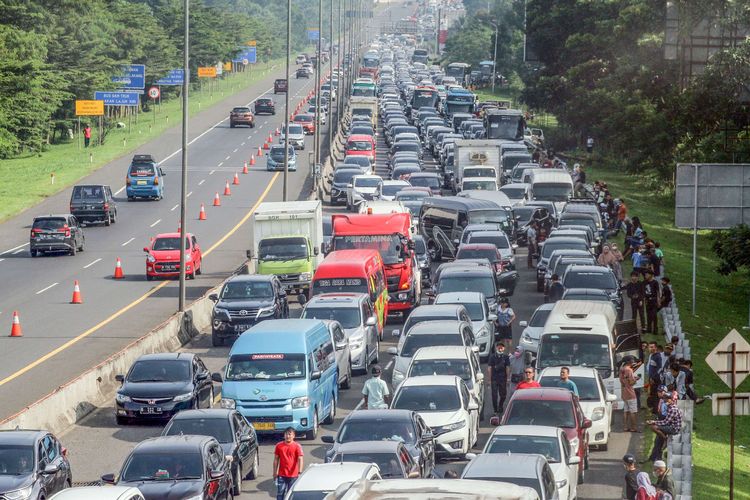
[70,280,83,304]
[242,162,249,174]
[198,204,207,220]
[267,133,273,143]
[249,155,256,166]
[275,127,280,136]
[213,192,221,206]
[9,311,22,337]
[233,172,240,185]
[263,141,270,150]
[224,181,232,196]
[257,146,263,157]
[177,220,181,233]
[113,258,124,279]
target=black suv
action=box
[254,97,275,115]
[274,78,288,94]
[209,274,289,346]
[69,184,117,225]
[0,429,73,499]
[30,214,85,257]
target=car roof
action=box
[408,172,440,178]
[338,478,538,499]
[34,214,70,220]
[49,486,144,500]
[336,440,402,453]
[224,274,275,284]
[135,352,194,362]
[412,345,473,361]
[168,409,233,420]
[306,293,367,306]
[441,266,493,277]
[0,430,47,444]
[458,243,497,252]
[343,409,415,422]
[399,374,461,387]
[509,387,575,402]
[462,453,546,479]
[154,232,193,239]
[294,463,378,490]
[349,134,375,141]
[133,435,213,453]
[434,291,485,304]
[564,265,612,274]
[407,320,465,335]
[538,366,600,379]
[561,288,611,296]
[408,304,465,317]
[489,424,561,438]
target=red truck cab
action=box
[331,212,418,314]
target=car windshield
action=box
[128,360,190,383]
[0,445,34,475]
[302,306,361,329]
[337,421,416,444]
[295,115,313,123]
[533,183,572,202]
[289,492,334,500]
[163,418,233,443]
[121,452,203,481]
[463,169,495,179]
[312,277,368,295]
[258,237,308,261]
[506,400,576,428]
[225,353,306,380]
[287,125,304,134]
[232,107,250,113]
[401,333,463,357]
[332,234,402,265]
[468,233,510,249]
[485,435,562,463]
[462,180,496,191]
[540,376,600,401]
[396,192,428,201]
[469,209,512,226]
[221,280,274,300]
[438,276,495,299]
[73,186,104,200]
[345,157,371,167]
[457,248,497,262]
[542,240,588,259]
[513,207,534,224]
[152,237,189,251]
[382,184,406,196]
[538,334,612,370]
[564,271,617,290]
[501,187,525,199]
[333,452,402,478]
[270,147,294,159]
[32,218,66,230]
[563,292,610,302]
[409,176,440,189]
[392,384,461,412]
[129,164,156,177]
[437,300,483,321]
[410,359,473,386]
[348,141,373,151]
[333,170,360,184]
[555,259,594,276]
[529,308,552,327]
[354,178,381,188]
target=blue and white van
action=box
[219,319,338,439]
[126,154,165,200]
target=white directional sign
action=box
[706,329,750,389]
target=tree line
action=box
[0,0,328,159]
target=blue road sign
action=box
[307,29,320,41]
[232,47,257,64]
[111,64,146,89]
[156,69,184,86]
[94,91,140,106]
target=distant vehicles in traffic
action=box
[254,97,276,115]
[126,154,165,201]
[69,184,117,226]
[30,214,85,257]
[229,106,255,128]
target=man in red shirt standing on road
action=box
[516,366,542,390]
[273,427,304,500]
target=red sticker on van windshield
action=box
[251,354,285,360]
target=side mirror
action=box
[568,456,581,465]
[523,351,533,366]
[310,370,322,381]
[211,372,224,384]
[159,167,166,176]
[606,393,618,402]
[421,431,434,442]
[476,373,484,382]
[209,293,218,302]
[314,247,320,256]
[115,374,124,383]
[387,346,398,356]
[347,183,353,188]
[407,470,420,479]
[143,247,150,253]
[101,473,116,484]
[210,470,225,480]
[471,345,479,353]
[488,314,498,322]
[279,290,287,298]
[366,316,377,327]
[519,320,528,327]
[582,418,592,429]
[465,452,477,461]
[391,329,400,337]
[336,341,348,351]
[240,434,252,443]
[42,464,60,475]
[321,435,335,444]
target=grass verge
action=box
[597,166,750,500]
[0,59,284,222]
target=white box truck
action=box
[249,200,323,299]
[453,139,503,192]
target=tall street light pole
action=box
[178,0,189,312]
[327,0,334,158]
[314,0,322,185]
[490,20,499,94]
[283,0,292,201]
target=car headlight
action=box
[476,326,490,338]
[4,485,33,500]
[173,392,193,402]
[292,396,310,408]
[220,398,235,409]
[299,272,312,281]
[592,406,606,421]
[521,333,534,344]
[349,336,364,350]
[569,437,580,454]
[214,307,229,317]
[146,254,156,263]
[441,420,466,432]
[397,292,408,300]
[257,306,276,317]
[115,393,131,403]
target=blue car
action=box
[126,154,165,200]
[219,319,338,440]
[266,145,297,172]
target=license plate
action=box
[161,265,176,271]
[140,407,162,414]
[233,324,249,332]
[253,422,275,430]
[137,180,148,185]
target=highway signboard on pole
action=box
[197,67,217,78]
[111,64,146,89]
[75,100,104,116]
[148,87,160,100]
[307,28,320,41]
[94,91,139,106]
[232,47,257,64]
[156,69,184,86]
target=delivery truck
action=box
[453,139,503,192]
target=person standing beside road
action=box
[622,454,641,500]
[652,460,675,499]
[508,346,526,397]
[619,356,640,432]
[487,341,511,415]
[635,472,658,500]
[496,299,516,349]
[643,271,660,334]
[516,367,541,390]
[645,391,683,464]
[659,277,673,311]
[526,221,538,268]
[83,124,92,148]
[362,364,390,409]
[273,427,304,500]
[586,136,594,154]
[556,366,579,396]
[626,272,646,331]
[547,274,565,303]
[646,342,663,413]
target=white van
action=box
[535,300,623,408]
[529,170,574,213]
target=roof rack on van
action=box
[566,197,596,204]
[132,154,157,164]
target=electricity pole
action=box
[178,0,189,312]
[283,0,292,200]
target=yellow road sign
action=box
[198,67,217,78]
[246,40,257,46]
[75,100,104,116]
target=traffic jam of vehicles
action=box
[4,8,639,500]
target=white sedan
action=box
[390,375,479,458]
[479,425,579,500]
[538,366,617,450]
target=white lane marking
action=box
[170,204,179,211]
[83,258,102,269]
[210,169,216,174]
[232,148,238,153]
[247,135,252,139]
[114,186,125,195]
[198,179,205,186]
[121,237,135,247]
[224,155,231,161]
[36,282,58,295]
[241,142,246,146]
[150,219,161,227]
[0,243,28,256]
[187,191,193,198]
[12,248,24,255]
[0,259,5,263]
[159,86,273,164]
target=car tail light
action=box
[103,203,109,210]
[61,447,67,457]
[30,229,39,237]
[153,177,159,185]
[126,177,131,186]
[58,225,71,237]
[208,479,219,496]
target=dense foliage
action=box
[712,224,750,276]
[0,0,327,158]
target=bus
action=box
[444,88,476,117]
[412,48,429,64]
[408,86,439,121]
[483,108,525,142]
[446,62,471,83]
[360,52,380,79]
[352,79,377,97]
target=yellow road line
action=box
[0,172,281,389]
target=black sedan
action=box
[102,435,233,500]
[322,409,435,478]
[0,430,72,499]
[114,353,215,424]
[209,274,289,346]
[163,409,259,496]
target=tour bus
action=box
[483,108,526,142]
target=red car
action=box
[293,113,315,134]
[501,387,592,484]
[144,232,202,280]
[456,243,506,274]
[345,134,376,162]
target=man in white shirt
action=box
[362,364,391,409]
